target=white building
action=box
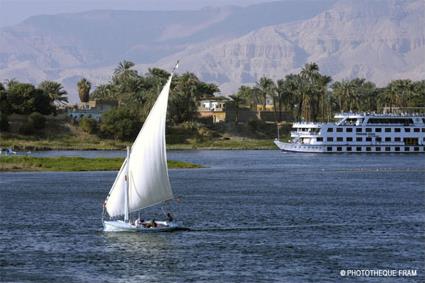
[68,100,117,121]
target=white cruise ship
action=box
[274,113,425,153]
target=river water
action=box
[1,150,424,282]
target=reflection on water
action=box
[103,232,171,254]
[0,150,424,282]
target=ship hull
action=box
[274,140,425,153]
[274,140,325,153]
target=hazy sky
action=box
[0,0,279,27]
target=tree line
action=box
[0,80,68,132]
[0,61,220,139]
[80,60,219,140]
[1,61,424,139]
[231,63,425,123]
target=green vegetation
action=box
[88,61,219,140]
[0,156,202,172]
[0,79,67,133]
[99,108,140,140]
[0,133,128,150]
[0,109,280,150]
[232,63,425,124]
[38,81,68,106]
[79,117,98,134]
[167,138,275,150]
[0,132,278,151]
[77,78,91,103]
[1,60,424,151]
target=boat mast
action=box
[124,146,130,222]
[276,123,280,141]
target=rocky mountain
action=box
[0,0,423,102]
[156,0,425,94]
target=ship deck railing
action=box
[335,112,425,117]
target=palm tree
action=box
[332,80,355,112]
[91,84,114,100]
[300,62,320,79]
[114,60,137,78]
[112,61,140,96]
[276,78,297,122]
[276,79,287,121]
[255,77,278,123]
[282,74,304,120]
[197,82,220,98]
[412,80,425,108]
[333,79,378,113]
[0,82,11,131]
[300,63,321,121]
[38,81,68,105]
[235,86,255,110]
[169,72,201,124]
[317,75,332,121]
[354,80,376,111]
[255,77,276,111]
[147,67,169,78]
[77,78,91,103]
[6,79,19,88]
[229,89,247,124]
[176,72,200,98]
[383,79,414,110]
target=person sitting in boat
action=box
[135,218,144,226]
[143,219,157,228]
[166,212,174,222]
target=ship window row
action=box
[323,137,420,143]
[327,146,422,152]
[297,128,320,133]
[367,118,414,125]
[327,127,424,133]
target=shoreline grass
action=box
[167,138,276,150]
[0,135,278,151]
[0,156,203,172]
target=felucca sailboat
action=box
[102,63,181,232]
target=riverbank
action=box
[167,138,276,150]
[0,135,277,150]
[0,156,202,172]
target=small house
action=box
[67,100,117,121]
[197,97,229,123]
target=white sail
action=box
[105,74,174,218]
[105,159,128,217]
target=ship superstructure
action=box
[274,113,425,153]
